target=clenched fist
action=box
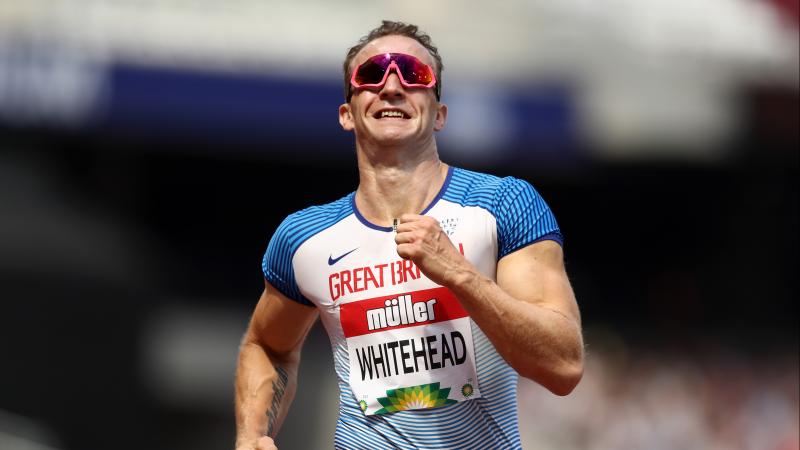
[394,214,472,287]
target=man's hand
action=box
[236,436,278,450]
[394,214,473,286]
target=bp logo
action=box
[374,382,457,414]
[359,400,367,411]
[461,383,474,398]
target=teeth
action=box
[380,110,405,118]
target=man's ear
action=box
[433,103,448,132]
[339,103,354,131]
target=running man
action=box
[235,20,584,450]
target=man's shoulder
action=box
[272,193,355,243]
[446,166,531,206]
[265,193,354,267]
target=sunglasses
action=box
[349,53,439,101]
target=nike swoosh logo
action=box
[328,247,358,266]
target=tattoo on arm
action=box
[265,366,288,437]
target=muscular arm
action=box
[452,240,583,395]
[395,214,583,395]
[235,281,319,449]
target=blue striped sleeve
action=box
[261,194,355,307]
[494,177,562,259]
[261,214,314,307]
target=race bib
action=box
[339,287,481,415]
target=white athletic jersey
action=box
[263,166,562,450]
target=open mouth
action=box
[373,109,410,119]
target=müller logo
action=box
[339,286,468,339]
[367,295,437,331]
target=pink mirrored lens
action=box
[352,53,435,88]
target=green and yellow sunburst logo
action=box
[461,383,474,398]
[359,400,367,411]
[374,382,457,414]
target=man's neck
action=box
[354,141,448,227]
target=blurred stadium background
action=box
[0,1,797,449]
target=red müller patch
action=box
[340,287,468,338]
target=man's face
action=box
[339,35,447,147]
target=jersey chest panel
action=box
[292,200,497,317]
